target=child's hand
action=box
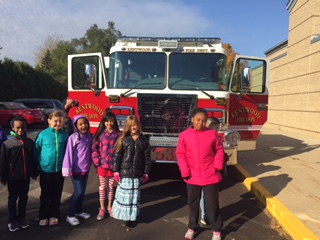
[142,174,149,184]
[114,172,120,183]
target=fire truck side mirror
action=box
[84,63,101,96]
[85,64,97,89]
[240,66,252,91]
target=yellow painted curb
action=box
[233,163,319,240]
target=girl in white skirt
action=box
[112,115,151,228]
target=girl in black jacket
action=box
[112,115,151,228]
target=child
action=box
[34,110,69,226]
[62,115,93,226]
[176,108,224,240]
[0,116,38,232]
[112,115,151,228]
[200,117,221,226]
[92,111,120,220]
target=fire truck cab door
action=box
[68,53,107,92]
[228,55,269,150]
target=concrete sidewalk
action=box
[233,126,320,240]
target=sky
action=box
[0,0,289,67]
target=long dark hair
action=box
[93,111,119,142]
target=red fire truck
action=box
[67,36,269,164]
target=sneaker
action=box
[39,219,49,226]
[212,231,221,240]
[75,212,91,220]
[8,220,20,232]
[49,217,59,226]
[66,216,80,226]
[18,218,30,229]
[185,229,196,240]
[96,208,105,220]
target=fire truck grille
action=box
[138,94,197,134]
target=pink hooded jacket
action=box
[176,126,224,186]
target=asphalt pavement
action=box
[234,126,320,240]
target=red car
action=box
[0,102,46,127]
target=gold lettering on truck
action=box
[231,107,261,123]
[127,48,151,52]
[75,103,104,117]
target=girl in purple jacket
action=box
[62,115,93,226]
[176,108,224,240]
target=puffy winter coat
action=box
[176,126,224,186]
[0,136,38,182]
[92,129,120,170]
[62,115,93,176]
[113,134,151,178]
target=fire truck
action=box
[67,36,269,164]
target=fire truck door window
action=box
[108,52,166,89]
[169,53,228,91]
[71,56,105,90]
[231,59,266,93]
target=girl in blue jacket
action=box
[62,115,93,226]
[34,110,68,226]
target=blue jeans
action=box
[200,190,208,220]
[68,173,89,217]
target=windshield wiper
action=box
[171,84,215,99]
[120,82,163,98]
[195,87,215,99]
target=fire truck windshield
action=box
[169,53,228,91]
[109,52,166,89]
[108,52,228,91]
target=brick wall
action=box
[266,0,320,138]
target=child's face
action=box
[12,120,26,136]
[129,121,139,135]
[76,118,89,134]
[104,118,115,132]
[48,116,64,130]
[191,112,207,131]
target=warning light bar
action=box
[119,36,221,45]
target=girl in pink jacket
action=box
[176,108,224,240]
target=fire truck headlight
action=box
[224,130,240,146]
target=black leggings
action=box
[186,183,222,232]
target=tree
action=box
[0,58,65,101]
[39,21,121,89]
[223,43,238,78]
[40,49,52,72]
[34,34,62,66]
[71,21,122,55]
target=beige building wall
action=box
[265,0,320,138]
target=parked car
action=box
[13,98,64,117]
[0,102,46,127]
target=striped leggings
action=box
[99,176,114,201]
